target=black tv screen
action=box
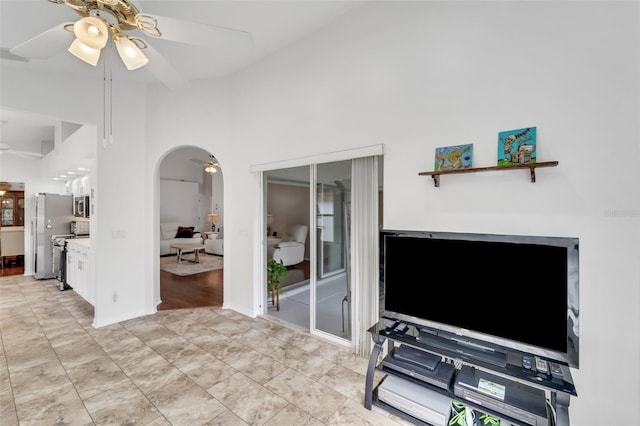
[380,230,580,368]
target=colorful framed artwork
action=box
[434,144,473,171]
[497,126,537,166]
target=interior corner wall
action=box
[0,67,153,327]
[211,169,224,229]
[0,68,100,277]
[92,79,150,327]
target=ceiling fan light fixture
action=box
[68,38,101,66]
[114,35,148,70]
[204,162,218,174]
[73,16,109,49]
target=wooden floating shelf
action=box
[419,161,559,187]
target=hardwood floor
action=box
[159,258,309,311]
[0,256,24,277]
[0,264,24,277]
[159,259,310,310]
[2,255,302,311]
[159,266,223,311]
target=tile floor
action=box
[0,274,411,425]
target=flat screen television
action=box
[380,229,579,369]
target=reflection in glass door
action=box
[317,184,345,278]
[315,161,351,340]
[265,166,311,332]
[264,161,352,342]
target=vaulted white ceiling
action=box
[0,0,367,159]
[1,1,366,85]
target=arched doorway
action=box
[0,181,26,276]
[157,146,224,310]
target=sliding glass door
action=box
[265,166,311,331]
[315,161,351,339]
[263,155,381,349]
[264,161,352,342]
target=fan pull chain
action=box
[109,45,114,146]
[108,40,114,146]
[102,40,114,149]
[102,44,107,149]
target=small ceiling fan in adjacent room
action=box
[191,154,219,174]
[0,143,45,159]
[8,0,255,90]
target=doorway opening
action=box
[157,147,224,310]
[0,181,26,276]
[264,155,382,346]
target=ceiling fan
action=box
[0,143,45,159]
[9,0,255,90]
[191,154,219,174]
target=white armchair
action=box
[204,229,223,256]
[269,225,308,266]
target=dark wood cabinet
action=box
[1,191,24,227]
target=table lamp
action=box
[207,213,219,231]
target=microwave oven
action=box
[74,195,90,218]
[71,219,90,236]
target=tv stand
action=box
[416,330,507,368]
[365,319,576,426]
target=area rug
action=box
[160,254,223,276]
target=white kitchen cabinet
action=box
[66,239,93,305]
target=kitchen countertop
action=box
[66,238,90,248]
[0,226,24,232]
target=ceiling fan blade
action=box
[149,15,255,52]
[141,43,191,91]
[1,47,30,63]
[10,22,75,60]
[0,149,44,159]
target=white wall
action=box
[1,2,638,425]
[145,78,235,311]
[159,179,200,226]
[92,78,150,327]
[227,2,639,425]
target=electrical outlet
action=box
[112,291,118,303]
[111,230,126,239]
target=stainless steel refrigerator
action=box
[33,193,74,279]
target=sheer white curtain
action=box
[351,156,380,356]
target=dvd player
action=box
[382,353,456,391]
[378,375,452,426]
[393,345,441,371]
[454,365,548,426]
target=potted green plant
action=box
[267,258,288,311]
